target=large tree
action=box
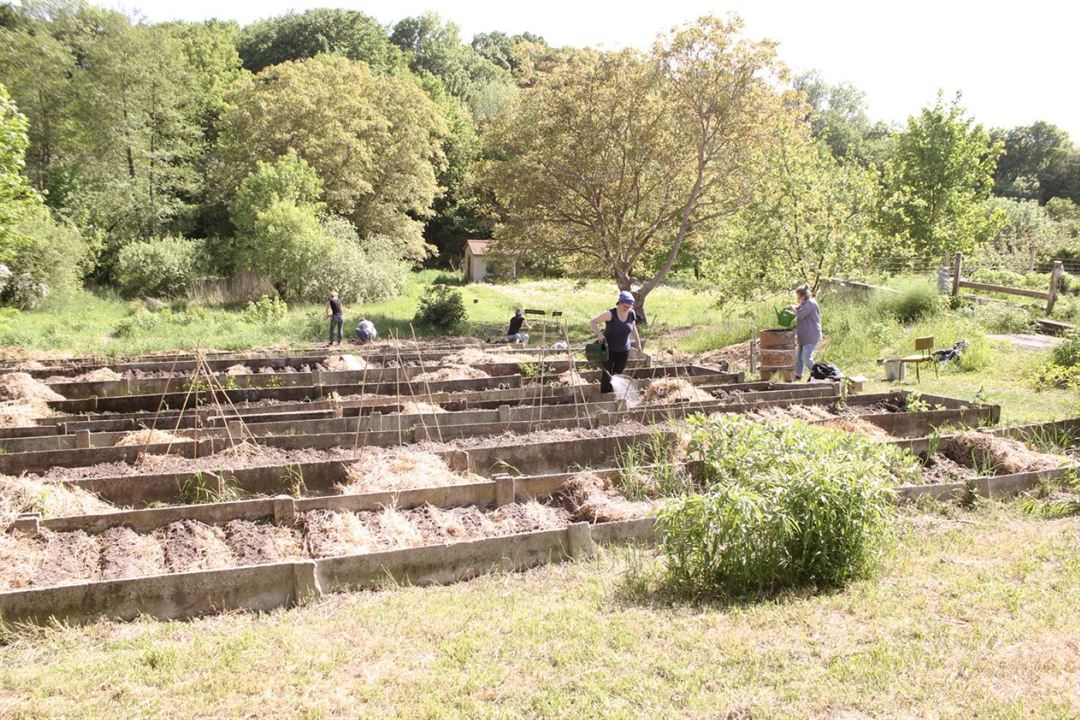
[991,121,1073,202]
[705,105,881,299]
[877,94,1005,264]
[213,55,447,262]
[484,16,785,319]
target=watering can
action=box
[775,307,796,328]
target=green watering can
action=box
[775,307,796,328]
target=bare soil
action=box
[224,520,304,566]
[921,454,981,485]
[99,526,165,580]
[35,530,100,587]
[162,520,234,573]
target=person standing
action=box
[326,291,344,346]
[790,285,821,380]
[589,290,643,394]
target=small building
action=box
[464,239,491,283]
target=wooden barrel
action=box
[758,328,796,381]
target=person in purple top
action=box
[589,290,643,394]
[788,285,821,380]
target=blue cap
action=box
[617,291,635,306]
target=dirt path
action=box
[987,334,1062,350]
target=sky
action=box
[109,0,1080,139]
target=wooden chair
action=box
[898,336,937,383]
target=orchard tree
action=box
[706,106,881,298]
[878,94,1005,264]
[485,16,785,320]
[214,55,447,262]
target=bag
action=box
[584,341,609,366]
[809,362,843,381]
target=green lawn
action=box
[2,504,1077,718]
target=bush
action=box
[875,281,942,324]
[414,284,467,329]
[0,208,92,308]
[115,237,201,298]
[303,221,409,303]
[1051,332,1080,368]
[656,415,907,599]
[242,295,288,324]
[979,304,1036,333]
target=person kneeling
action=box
[506,308,530,344]
[355,317,377,343]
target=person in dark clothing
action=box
[589,290,643,394]
[326,291,344,345]
[506,308,531,343]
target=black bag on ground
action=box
[809,362,843,381]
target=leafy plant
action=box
[414,284,467,330]
[115,236,201,298]
[875,281,942,324]
[654,415,912,599]
[242,294,288,324]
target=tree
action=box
[792,70,892,167]
[484,16,786,320]
[877,94,1005,264]
[984,197,1054,271]
[992,121,1073,202]
[706,106,881,298]
[0,81,37,254]
[214,55,447,262]
[236,9,403,75]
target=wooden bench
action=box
[897,336,937,383]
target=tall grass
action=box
[654,415,912,599]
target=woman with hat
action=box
[589,290,643,394]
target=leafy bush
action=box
[875,280,942,323]
[414,284,467,329]
[1030,332,1080,390]
[115,237,201,298]
[656,415,908,599]
[242,294,288,324]
[1051,332,1080,368]
[979,303,1036,333]
[0,208,92,308]
[303,221,409,303]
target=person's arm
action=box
[795,302,814,320]
[631,323,642,352]
[589,311,611,343]
[325,302,331,317]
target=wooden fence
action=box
[950,253,1064,314]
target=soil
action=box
[943,431,1065,476]
[35,530,100,587]
[399,402,446,415]
[224,364,251,375]
[414,365,490,382]
[162,520,234,573]
[641,378,715,405]
[224,520,304,566]
[442,348,521,365]
[921,454,981,485]
[0,530,42,590]
[817,418,892,438]
[553,370,589,387]
[338,448,474,494]
[322,355,367,372]
[0,474,115,523]
[99,526,166,580]
[113,428,192,447]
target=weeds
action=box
[283,464,306,497]
[177,472,239,504]
[1021,472,1080,518]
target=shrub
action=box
[656,415,907,599]
[115,237,201,298]
[303,222,409,303]
[242,294,288,324]
[414,284,467,329]
[875,281,941,323]
[979,304,1036,334]
[0,208,92,308]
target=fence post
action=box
[1046,260,1064,314]
[951,253,963,297]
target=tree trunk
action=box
[634,287,650,325]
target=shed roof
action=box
[465,239,492,256]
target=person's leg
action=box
[328,317,335,345]
[795,344,806,379]
[611,350,629,376]
[332,316,343,344]
[601,355,616,394]
[796,342,817,379]
[520,332,529,344]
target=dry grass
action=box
[337,448,474,494]
[369,507,425,549]
[560,472,652,523]
[113,429,191,447]
[945,431,1067,475]
[223,364,250,376]
[66,368,122,383]
[442,348,520,365]
[641,377,714,405]
[554,370,589,387]
[302,509,379,558]
[0,475,115,524]
[0,372,64,427]
[322,355,367,372]
[413,365,490,382]
[399,401,446,415]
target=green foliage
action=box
[242,295,288,324]
[414,284,466,329]
[874,280,942,323]
[656,415,907,598]
[237,9,404,74]
[1051,331,1080,368]
[214,54,446,263]
[1030,333,1080,390]
[978,302,1037,333]
[115,236,201,298]
[878,94,1005,264]
[1,206,91,308]
[301,218,409,304]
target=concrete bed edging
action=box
[0,517,656,625]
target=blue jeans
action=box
[796,341,817,379]
[328,314,343,344]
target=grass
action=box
[0,272,717,358]
[1,504,1077,718]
